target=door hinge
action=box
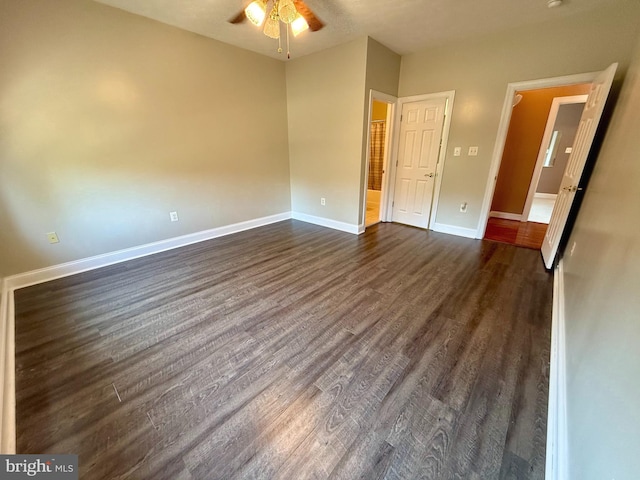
[401,114,403,122]
[396,160,398,167]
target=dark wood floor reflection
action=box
[484,217,548,250]
[15,220,552,479]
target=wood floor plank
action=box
[484,218,548,250]
[15,220,553,479]
[385,392,457,479]
[327,430,395,480]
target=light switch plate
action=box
[453,147,461,157]
[565,147,573,154]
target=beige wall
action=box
[286,36,399,228]
[399,2,640,230]
[0,0,291,277]
[364,38,401,99]
[562,33,640,480]
[286,38,368,226]
[491,84,590,214]
[536,102,585,195]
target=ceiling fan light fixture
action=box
[245,0,267,26]
[228,0,323,57]
[263,6,281,39]
[278,0,298,24]
[291,14,309,36]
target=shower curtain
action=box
[368,121,385,191]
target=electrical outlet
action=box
[460,202,468,213]
[320,198,326,206]
[453,147,462,157]
[46,232,60,244]
[468,146,479,156]
[170,211,179,222]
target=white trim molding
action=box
[546,259,569,480]
[430,222,478,239]
[0,277,16,454]
[291,212,360,235]
[534,193,559,201]
[5,212,293,291]
[489,211,523,221]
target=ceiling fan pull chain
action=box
[278,29,282,53]
[287,23,291,59]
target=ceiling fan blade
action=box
[293,0,324,32]
[228,9,247,24]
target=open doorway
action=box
[366,100,388,227]
[362,90,397,231]
[478,64,617,266]
[484,84,590,248]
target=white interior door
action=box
[391,98,446,228]
[541,63,618,268]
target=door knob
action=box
[424,173,435,178]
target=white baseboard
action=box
[5,212,292,291]
[291,212,360,235]
[546,259,568,480]
[489,210,523,221]
[0,278,15,454]
[535,193,558,200]
[430,222,478,239]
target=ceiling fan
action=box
[229,0,324,57]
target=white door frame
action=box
[361,90,397,231]
[521,94,588,223]
[476,72,599,238]
[385,91,456,227]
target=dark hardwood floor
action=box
[14,220,552,479]
[484,217,548,250]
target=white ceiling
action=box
[93,0,620,60]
